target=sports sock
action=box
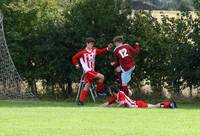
[117,72,122,84]
[122,85,129,96]
[97,80,103,92]
[79,90,87,102]
[160,101,170,108]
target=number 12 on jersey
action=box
[119,48,128,58]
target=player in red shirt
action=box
[101,85,177,108]
[72,37,112,105]
[111,35,140,96]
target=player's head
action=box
[109,85,120,96]
[113,35,124,46]
[86,37,95,50]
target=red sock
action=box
[97,80,103,92]
[160,101,170,108]
[117,72,122,85]
[122,85,129,96]
[79,90,87,102]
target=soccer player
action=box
[101,85,177,108]
[111,35,140,96]
[72,37,112,105]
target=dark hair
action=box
[110,85,120,93]
[113,35,124,43]
[86,37,95,43]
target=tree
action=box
[2,0,66,96]
[64,0,133,86]
[193,0,200,10]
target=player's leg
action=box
[121,72,129,96]
[78,71,94,105]
[95,73,104,93]
[147,101,177,108]
[147,103,160,108]
[160,101,177,108]
[121,66,135,96]
[79,82,91,105]
[136,101,148,108]
[121,84,129,96]
[116,66,122,85]
[135,100,161,108]
[84,71,105,94]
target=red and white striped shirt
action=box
[108,91,138,108]
[72,47,109,73]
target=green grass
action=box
[0,100,200,136]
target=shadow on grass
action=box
[0,99,101,108]
[0,100,199,109]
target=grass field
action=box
[0,100,200,136]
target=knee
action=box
[96,73,104,80]
[84,83,91,90]
[100,75,104,80]
[122,83,127,86]
[116,66,121,72]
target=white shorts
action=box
[121,66,135,84]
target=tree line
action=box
[0,0,200,99]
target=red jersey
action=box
[112,44,140,71]
[108,91,138,108]
[72,47,109,73]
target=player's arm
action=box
[111,53,120,68]
[72,51,84,69]
[117,101,125,107]
[130,42,140,55]
[101,96,116,107]
[96,43,113,55]
[101,102,110,107]
[111,61,119,68]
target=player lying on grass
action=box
[101,85,177,108]
[72,37,112,105]
[111,35,140,96]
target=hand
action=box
[110,62,115,66]
[100,102,109,107]
[117,101,125,107]
[135,42,140,46]
[75,64,80,69]
[107,43,113,50]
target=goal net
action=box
[0,12,35,99]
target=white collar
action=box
[86,48,92,53]
[114,44,124,52]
